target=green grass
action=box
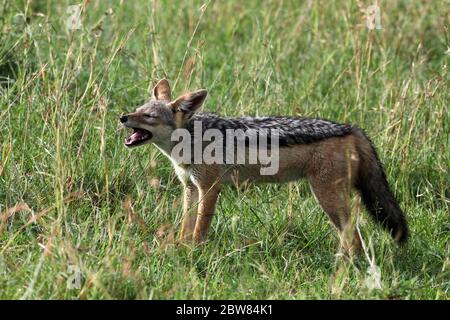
[0,0,448,299]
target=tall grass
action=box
[0,0,448,299]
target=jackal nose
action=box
[120,115,128,123]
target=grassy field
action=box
[0,0,448,299]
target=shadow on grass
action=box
[393,242,445,279]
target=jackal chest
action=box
[173,164,192,184]
[155,144,192,184]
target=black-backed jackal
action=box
[120,79,408,254]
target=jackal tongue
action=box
[125,129,151,145]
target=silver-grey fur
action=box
[187,113,354,146]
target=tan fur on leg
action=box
[193,184,221,243]
[308,162,361,256]
[179,184,199,241]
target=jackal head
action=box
[120,79,207,148]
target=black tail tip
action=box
[393,224,409,245]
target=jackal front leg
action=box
[179,184,199,241]
[193,184,221,243]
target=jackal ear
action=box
[168,89,207,115]
[152,79,171,101]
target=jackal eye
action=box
[144,114,158,118]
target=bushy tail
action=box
[353,129,409,244]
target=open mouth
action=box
[124,128,153,147]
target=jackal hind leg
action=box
[179,183,199,241]
[308,176,362,255]
[193,184,221,244]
